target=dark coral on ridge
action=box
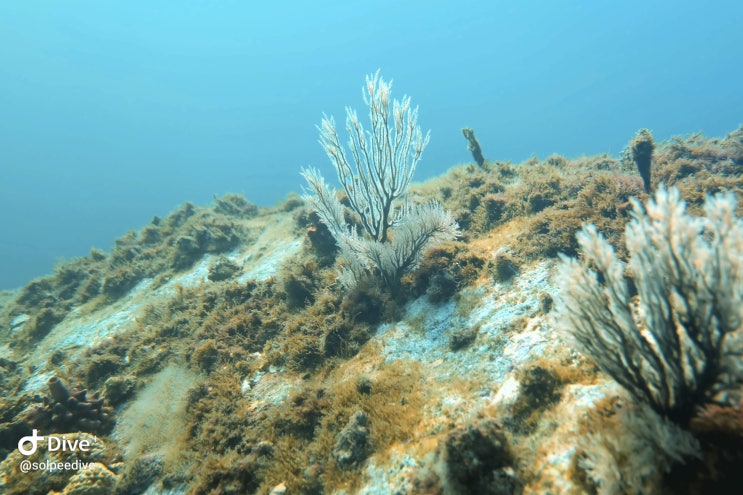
[26,376,114,434]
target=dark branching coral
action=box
[555,187,743,426]
[630,128,655,192]
[27,376,114,434]
[462,127,486,167]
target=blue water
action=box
[1,0,742,290]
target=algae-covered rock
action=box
[60,462,117,495]
[207,256,241,282]
[439,419,521,495]
[103,375,136,406]
[334,411,371,469]
[113,453,163,495]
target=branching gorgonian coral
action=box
[554,186,743,425]
[302,71,459,291]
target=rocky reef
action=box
[0,126,742,494]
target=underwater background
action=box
[2,0,743,290]
[2,2,743,494]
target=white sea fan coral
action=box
[579,401,700,495]
[302,71,459,290]
[554,186,743,424]
[316,70,429,244]
[335,201,459,290]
